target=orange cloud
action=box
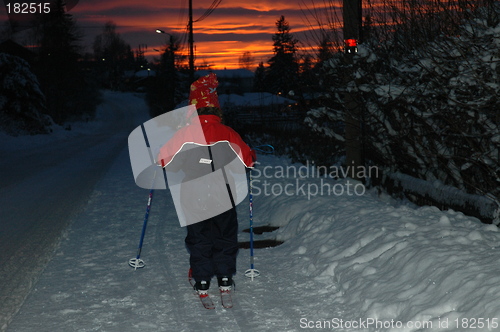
[0,0,324,70]
[195,38,274,69]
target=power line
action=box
[194,0,222,23]
[177,0,188,29]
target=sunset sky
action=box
[2,0,344,70]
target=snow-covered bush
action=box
[0,53,53,135]
[306,5,500,202]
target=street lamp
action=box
[155,29,176,46]
[155,28,193,82]
[156,9,194,81]
[153,29,177,115]
[156,29,174,38]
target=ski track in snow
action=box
[3,92,500,331]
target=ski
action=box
[188,269,233,309]
[189,268,215,310]
[220,287,233,309]
[198,292,215,309]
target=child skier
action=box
[157,73,255,305]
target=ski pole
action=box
[244,169,260,280]
[129,165,158,270]
[129,188,154,270]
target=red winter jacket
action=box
[157,114,255,169]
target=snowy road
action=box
[0,91,148,330]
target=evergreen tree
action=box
[298,54,316,98]
[93,21,134,89]
[34,0,100,124]
[253,62,266,92]
[316,35,334,67]
[264,15,299,95]
[0,53,52,135]
[146,35,185,117]
[306,1,500,202]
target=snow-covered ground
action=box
[3,92,500,331]
[0,90,149,331]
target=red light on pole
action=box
[345,39,358,53]
[345,39,357,47]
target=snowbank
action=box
[252,155,500,331]
[384,172,500,224]
[0,90,143,152]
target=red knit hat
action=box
[189,73,220,109]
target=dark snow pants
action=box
[185,207,239,283]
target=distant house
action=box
[122,69,154,91]
[219,92,294,112]
[196,69,254,94]
[219,91,301,134]
[0,39,36,63]
[176,88,295,113]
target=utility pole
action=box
[343,0,362,52]
[188,0,195,83]
[343,0,363,181]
